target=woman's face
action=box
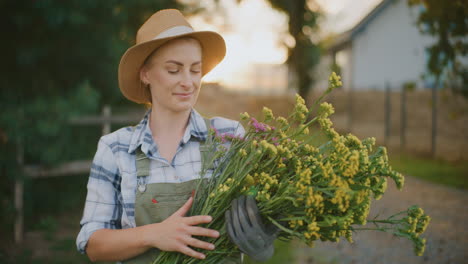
[140,38,202,114]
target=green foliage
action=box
[0,0,187,244]
[267,0,322,101]
[1,0,185,165]
[389,153,468,189]
[35,216,58,241]
[403,81,416,92]
[244,241,295,264]
[408,0,468,96]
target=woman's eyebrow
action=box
[165,60,201,66]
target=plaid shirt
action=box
[76,108,244,254]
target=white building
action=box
[326,0,437,91]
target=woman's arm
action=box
[86,197,220,262]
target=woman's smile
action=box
[173,91,193,99]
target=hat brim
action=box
[118,31,226,104]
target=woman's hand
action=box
[144,196,220,259]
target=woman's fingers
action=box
[188,226,220,238]
[172,197,193,217]
[184,215,212,225]
[179,245,206,260]
[184,236,216,251]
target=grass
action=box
[309,126,468,190]
[389,152,468,190]
[244,240,296,264]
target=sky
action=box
[189,0,383,89]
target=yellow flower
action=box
[299,124,309,135]
[295,93,306,106]
[262,107,274,121]
[328,71,343,89]
[414,237,426,256]
[408,206,424,218]
[239,112,250,120]
[416,215,430,235]
[342,150,360,178]
[277,160,286,168]
[238,148,247,157]
[289,220,297,228]
[299,168,312,185]
[276,116,288,126]
[307,222,320,232]
[318,102,335,118]
[296,113,306,122]
[294,94,309,122]
[279,131,287,139]
[318,117,333,130]
[252,140,258,147]
[218,184,230,193]
[245,174,255,186]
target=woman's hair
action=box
[140,37,202,107]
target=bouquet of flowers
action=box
[153,72,430,263]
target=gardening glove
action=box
[225,195,279,262]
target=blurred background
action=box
[1,0,467,263]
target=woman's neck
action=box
[149,106,191,140]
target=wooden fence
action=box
[15,105,141,244]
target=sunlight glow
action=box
[189,0,288,90]
[187,0,380,91]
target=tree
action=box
[0,0,189,239]
[267,0,322,105]
[223,0,321,104]
[408,0,468,96]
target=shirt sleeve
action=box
[234,121,246,138]
[76,138,123,254]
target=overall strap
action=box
[133,117,214,180]
[135,148,150,177]
[131,125,151,178]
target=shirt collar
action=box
[127,108,209,155]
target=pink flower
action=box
[215,132,244,143]
[271,137,279,146]
[250,117,268,132]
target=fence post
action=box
[431,83,438,157]
[102,105,111,135]
[400,86,407,150]
[347,87,353,133]
[384,82,391,146]
[15,140,24,244]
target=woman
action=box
[76,9,244,263]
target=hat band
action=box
[153,25,194,40]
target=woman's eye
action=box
[168,70,179,74]
[191,70,201,73]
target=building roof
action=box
[329,0,394,52]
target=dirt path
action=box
[295,176,468,264]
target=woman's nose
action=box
[180,71,194,88]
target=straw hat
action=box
[118,9,226,104]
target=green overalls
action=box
[123,119,241,264]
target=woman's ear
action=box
[140,66,149,85]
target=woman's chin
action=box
[169,102,195,113]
